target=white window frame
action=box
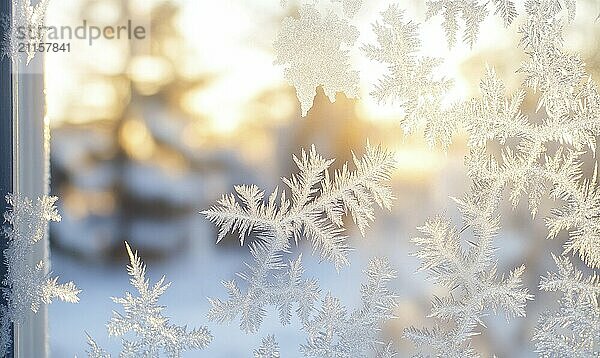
[13,63,49,358]
[1,0,49,354]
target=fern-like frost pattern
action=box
[404,190,533,357]
[533,255,599,357]
[397,0,600,269]
[0,194,80,356]
[86,242,212,357]
[363,5,459,149]
[301,258,399,357]
[203,143,395,333]
[426,0,517,48]
[253,335,280,358]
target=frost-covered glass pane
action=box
[17,0,598,356]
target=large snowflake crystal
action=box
[274,4,360,116]
[533,255,599,357]
[363,5,457,148]
[426,0,517,48]
[301,258,399,357]
[203,143,395,332]
[404,187,533,357]
[86,242,212,357]
[0,194,80,356]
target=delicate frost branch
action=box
[203,143,395,333]
[519,0,582,117]
[273,4,360,116]
[540,254,599,306]
[243,259,400,358]
[86,242,212,358]
[0,194,80,356]
[253,335,280,358]
[301,258,400,358]
[465,0,600,268]
[394,0,600,268]
[404,187,533,357]
[425,0,516,48]
[362,5,459,149]
[426,0,489,48]
[492,0,518,27]
[207,253,320,333]
[85,333,110,358]
[464,69,600,267]
[375,342,398,358]
[533,255,599,357]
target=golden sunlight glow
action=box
[153,149,189,175]
[128,56,175,95]
[175,1,285,136]
[64,189,116,219]
[181,121,208,148]
[180,86,243,135]
[119,118,156,160]
[393,146,444,180]
[68,80,128,123]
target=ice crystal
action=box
[85,334,110,358]
[1,0,51,64]
[86,242,212,358]
[466,13,600,260]
[273,4,360,116]
[533,255,599,357]
[519,0,583,117]
[203,143,395,333]
[207,253,320,334]
[331,0,362,18]
[465,67,528,148]
[0,194,80,356]
[241,259,399,357]
[492,0,518,27]
[540,255,600,305]
[398,0,600,268]
[301,257,399,357]
[253,335,280,358]
[375,342,398,358]
[426,0,488,47]
[469,144,600,268]
[362,5,458,149]
[426,0,516,48]
[404,188,533,357]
